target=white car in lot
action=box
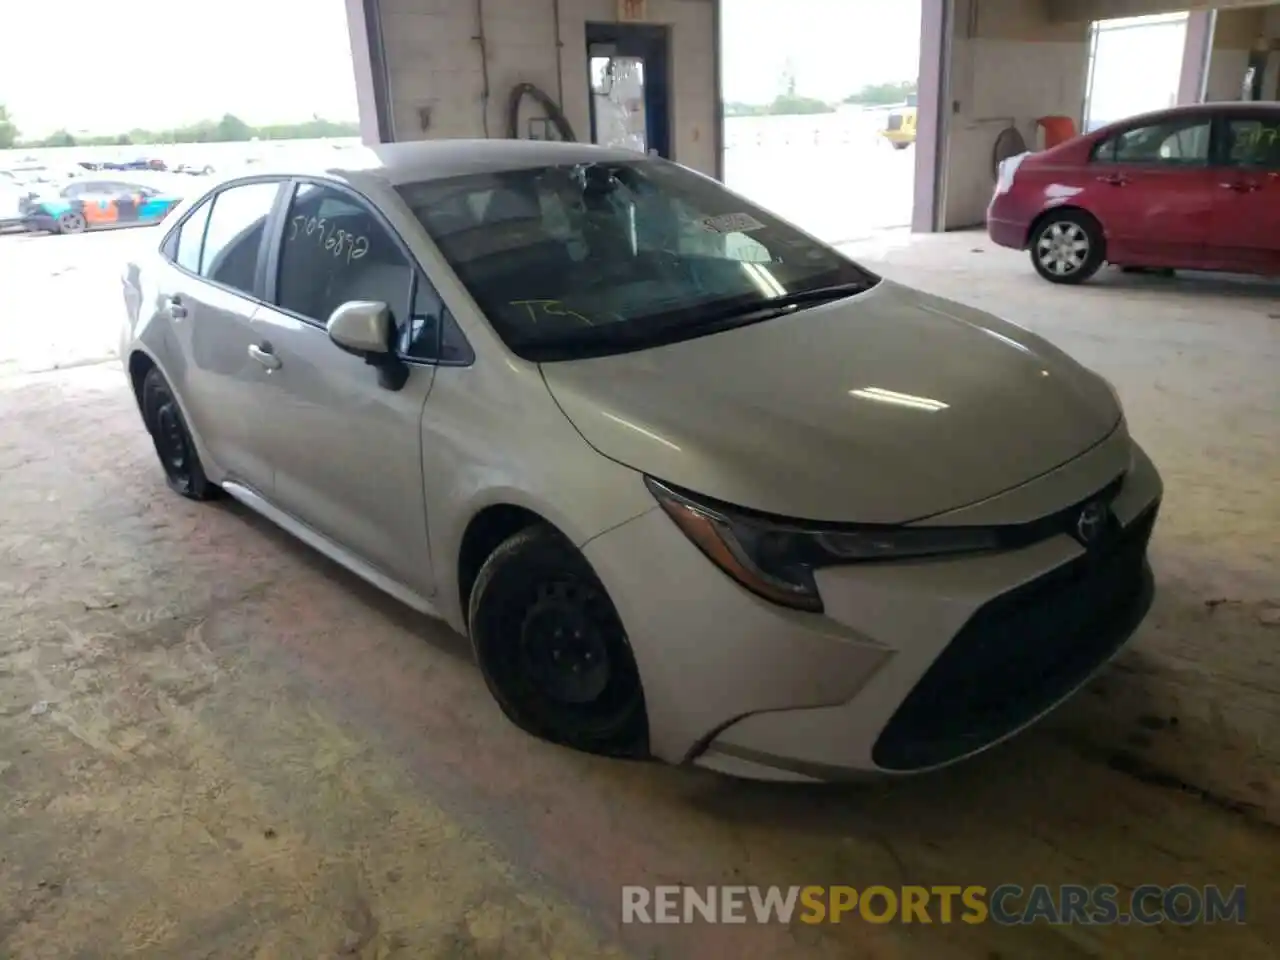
[1,181,31,231]
[119,141,1162,780]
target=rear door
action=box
[156,179,285,494]
[248,179,440,594]
[1083,113,1218,268]
[1208,109,1280,274]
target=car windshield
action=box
[396,159,879,361]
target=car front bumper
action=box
[584,434,1162,781]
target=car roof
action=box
[211,139,651,192]
[1094,100,1278,134]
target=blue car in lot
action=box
[24,178,183,234]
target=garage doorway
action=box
[1084,14,1189,132]
[586,23,672,159]
[718,0,922,245]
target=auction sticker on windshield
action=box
[699,213,765,234]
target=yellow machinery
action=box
[880,105,917,150]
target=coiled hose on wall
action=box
[992,126,1027,180]
[506,82,578,142]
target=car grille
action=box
[872,502,1159,772]
[887,115,904,131]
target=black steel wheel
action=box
[56,211,87,234]
[140,366,217,500]
[469,524,648,757]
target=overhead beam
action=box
[1048,0,1275,24]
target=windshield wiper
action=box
[517,281,878,362]
[752,282,873,310]
[679,281,874,331]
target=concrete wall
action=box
[353,0,719,176]
[1202,6,1263,99]
[941,0,1090,229]
[1266,5,1280,97]
[1050,0,1276,21]
[1198,5,1280,101]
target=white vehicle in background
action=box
[0,180,35,231]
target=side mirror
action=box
[326,300,410,392]
[327,301,392,357]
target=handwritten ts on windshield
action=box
[509,299,596,325]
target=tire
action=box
[469,524,648,758]
[892,141,910,151]
[1029,210,1104,284]
[56,211,87,235]
[139,367,218,500]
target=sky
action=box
[0,0,922,139]
[721,0,922,103]
[0,0,360,138]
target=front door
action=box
[1208,110,1280,275]
[1083,112,1217,268]
[586,22,671,159]
[249,180,437,595]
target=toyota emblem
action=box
[1075,502,1107,545]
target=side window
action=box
[276,182,412,333]
[399,273,474,363]
[1225,117,1280,170]
[174,199,213,273]
[1095,118,1211,165]
[199,181,279,295]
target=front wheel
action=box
[1030,212,1104,284]
[469,525,648,758]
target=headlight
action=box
[645,478,1001,613]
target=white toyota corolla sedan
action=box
[120,140,1162,781]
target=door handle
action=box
[168,296,187,319]
[1096,174,1128,186]
[248,343,281,371]
[1219,181,1259,192]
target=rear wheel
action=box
[469,524,648,758]
[56,211,87,235]
[140,366,217,500]
[1030,211,1104,284]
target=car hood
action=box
[540,279,1122,524]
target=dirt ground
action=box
[0,229,1278,958]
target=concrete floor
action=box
[1,228,1278,958]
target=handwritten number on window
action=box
[288,213,370,264]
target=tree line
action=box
[724,80,917,119]
[0,107,358,150]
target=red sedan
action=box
[988,102,1280,284]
